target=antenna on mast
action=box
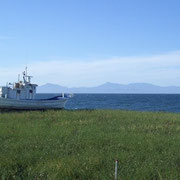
[26,66,28,75]
[25,66,28,81]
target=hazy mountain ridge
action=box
[37,82,180,94]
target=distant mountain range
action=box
[37,82,180,94]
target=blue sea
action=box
[65,94,180,113]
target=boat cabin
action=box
[0,69,38,100]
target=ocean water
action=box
[65,94,180,113]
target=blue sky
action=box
[0,0,180,86]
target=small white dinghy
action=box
[0,68,71,110]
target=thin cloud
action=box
[0,50,180,87]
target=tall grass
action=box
[0,110,180,179]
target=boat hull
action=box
[0,97,68,110]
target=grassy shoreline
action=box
[0,110,180,179]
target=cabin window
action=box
[17,90,21,94]
[29,90,33,93]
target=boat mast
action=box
[23,67,33,84]
[25,66,28,81]
[23,67,28,85]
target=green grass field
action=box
[0,110,180,179]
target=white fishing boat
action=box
[0,68,72,110]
